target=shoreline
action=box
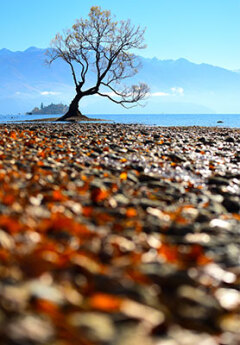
[25,116,110,122]
[3,112,240,128]
[0,123,239,345]
[2,121,240,130]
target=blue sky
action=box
[0,0,240,70]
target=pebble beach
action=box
[0,122,240,345]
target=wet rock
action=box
[195,210,212,223]
[68,312,115,342]
[28,280,65,305]
[139,173,161,182]
[219,314,240,333]
[225,136,235,143]
[5,315,54,344]
[0,230,15,250]
[129,163,144,172]
[222,196,240,213]
[114,194,130,206]
[139,263,196,292]
[167,153,186,163]
[176,285,222,331]
[207,176,229,186]
[153,134,160,140]
[198,137,207,144]
[137,198,164,209]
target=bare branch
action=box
[97,82,149,108]
[47,6,149,110]
[97,92,139,109]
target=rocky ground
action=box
[0,123,239,345]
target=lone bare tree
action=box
[47,6,149,120]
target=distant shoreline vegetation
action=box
[26,103,68,115]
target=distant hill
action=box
[28,103,68,115]
[1,47,240,114]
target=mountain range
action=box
[1,47,240,114]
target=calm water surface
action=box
[1,113,240,127]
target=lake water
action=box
[1,113,240,127]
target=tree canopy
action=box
[47,6,149,120]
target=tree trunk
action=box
[57,92,89,121]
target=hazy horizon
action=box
[2,46,240,115]
[1,1,240,114]
[1,46,239,72]
[1,0,240,70]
